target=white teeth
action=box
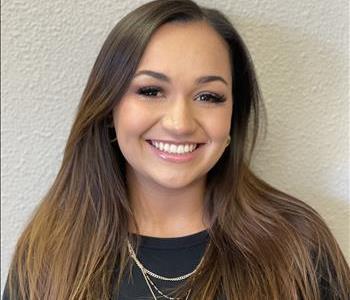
[177,145,184,154]
[170,144,177,153]
[159,142,164,151]
[150,141,198,154]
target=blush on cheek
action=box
[207,123,231,141]
[114,98,150,122]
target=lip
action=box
[146,140,205,163]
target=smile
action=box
[148,140,199,154]
[146,140,205,163]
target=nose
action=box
[161,97,197,136]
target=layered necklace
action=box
[127,239,206,300]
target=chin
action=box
[155,179,192,190]
[153,174,205,190]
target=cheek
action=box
[113,99,155,138]
[203,107,232,140]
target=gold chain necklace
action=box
[127,239,205,299]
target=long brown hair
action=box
[6,0,349,299]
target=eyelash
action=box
[136,86,226,103]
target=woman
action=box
[3,0,349,299]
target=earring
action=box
[225,135,231,147]
[110,136,117,143]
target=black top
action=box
[116,229,209,299]
[1,229,335,299]
[1,230,210,300]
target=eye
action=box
[137,86,163,98]
[196,92,226,103]
[136,86,227,104]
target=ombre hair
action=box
[5,0,349,299]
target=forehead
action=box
[135,21,232,85]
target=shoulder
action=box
[277,195,350,299]
[2,271,21,300]
[2,277,11,300]
[250,174,350,299]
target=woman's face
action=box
[113,21,233,190]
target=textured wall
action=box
[1,0,349,292]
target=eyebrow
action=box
[133,70,228,86]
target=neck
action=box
[126,167,208,238]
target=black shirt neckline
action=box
[130,229,210,249]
